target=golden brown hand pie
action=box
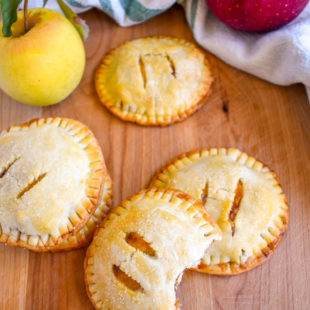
[150,148,289,275]
[95,36,213,126]
[84,188,221,310]
[0,117,107,251]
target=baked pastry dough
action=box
[0,117,106,251]
[150,148,289,275]
[52,174,112,251]
[95,37,213,126]
[84,188,221,309]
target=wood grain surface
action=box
[1,6,310,310]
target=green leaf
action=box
[43,0,49,7]
[0,0,22,37]
[56,0,89,41]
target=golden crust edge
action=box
[84,187,221,309]
[0,117,107,251]
[149,147,290,275]
[95,36,214,127]
[193,214,288,275]
[48,173,113,252]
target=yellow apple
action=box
[0,8,85,106]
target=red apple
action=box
[207,0,309,32]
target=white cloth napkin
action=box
[27,0,310,99]
[180,0,310,99]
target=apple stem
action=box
[24,0,29,33]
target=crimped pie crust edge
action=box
[150,148,289,275]
[84,188,221,310]
[95,36,214,126]
[0,117,106,251]
[48,173,112,252]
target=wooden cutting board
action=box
[1,6,310,310]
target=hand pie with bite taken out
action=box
[84,188,221,309]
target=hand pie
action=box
[84,188,221,310]
[150,148,289,275]
[95,36,213,126]
[0,117,107,251]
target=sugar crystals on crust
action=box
[95,36,213,126]
[0,117,107,251]
[150,148,289,275]
[84,188,221,309]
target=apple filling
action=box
[112,265,143,292]
[125,232,156,257]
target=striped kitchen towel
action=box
[28,0,310,98]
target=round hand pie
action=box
[150,148,289,275]
[95,36,213,126]
[0,117,107,251]
[84,188,221,310]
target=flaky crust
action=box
[0,117,107,251]
[95,36,213,126]
[194,230,286,275]
[150,148,289,275]
[48,174,112,252]
[84,188,221,310]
